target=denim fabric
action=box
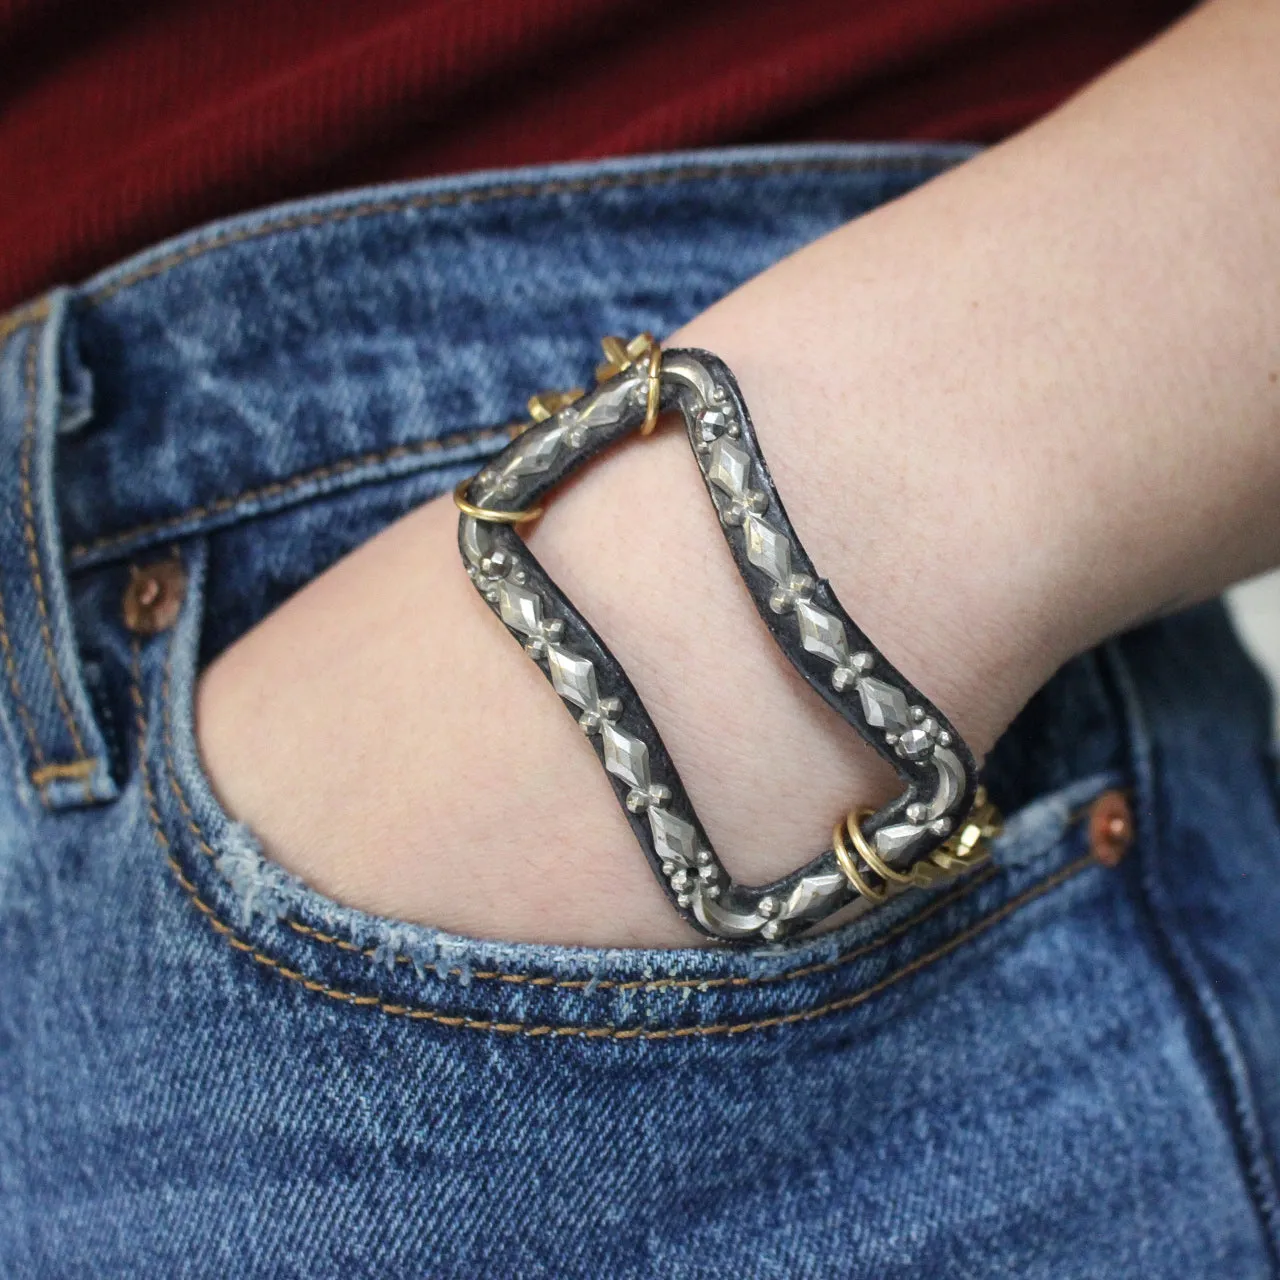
[1,145,1279,1278]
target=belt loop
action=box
[0,290,118,809]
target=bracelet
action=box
[456,336,999,944]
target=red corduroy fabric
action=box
[0,0,1188,311]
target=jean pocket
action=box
[114,510,1124,1047]
[35,532,1242,1280]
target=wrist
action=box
[525,330,1055,900]
[198,290,1072,949]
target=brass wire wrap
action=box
[455,335,663,526]
[832,817,889,903]
[452,479,545,526]
[596,332,663,435]
[640,341,663,435]
[835,788,1003,902]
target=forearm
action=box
[667,0,1280,659]
[197,0,1280,947]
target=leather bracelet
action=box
[456,336,999,944]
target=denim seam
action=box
[0,578,45,777]
[184,853,1093,1038]
[82,156,939,310]
[137,631,1101,1029]
[0,298,51,346]
[18,324,97,796]
[67,421,521,568]
[281,871,1002,993]
[20,329,77,752]
[160,812,1096,1038]
[1105,640,1280,1265]
[21,327,96,788]
[152,614,1006,993]
[0,332,47,777]
[0,318,97,803]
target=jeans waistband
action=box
[45,144,979,572]
[0,141,1193,814]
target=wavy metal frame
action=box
[457,347,980,944]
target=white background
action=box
[1227,569,1280,740]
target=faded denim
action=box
[1,145,1279,1278]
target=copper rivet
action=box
[1088,790,1134,868]
[123,559,186,636]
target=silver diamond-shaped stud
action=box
[743,515,792,584]
[874,823,927,860]
[857,676,911,733]
[547,646,599,710]
[649,808,700,868]
[795,600,849,666]
[781,871,846,920]
[505,425,564,477]
[601,723,651,789]
[497,581,543,636]
[706,437,751,497]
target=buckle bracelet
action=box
[456,336,999,944]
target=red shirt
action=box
[0,0,1189,312]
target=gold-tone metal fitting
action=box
[455,334,664,526]
[526,387,584,425]
[834,787,1003,902]
[452,479,545,526]
[595,333,654,381]
[832,817,889,903]
[1086,788,1133,868]
[596,332,663,436]
[122,557,187,636]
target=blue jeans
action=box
[2,145,1279,1278]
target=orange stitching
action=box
[0,298,52,346]
[86,157,932,309]
[20,329,90,772]
[30,758,97,786]
[285,869,1000,994]
[0,576,45,773]
[67,156,955,569]
[166,852,1092,1038]
[134,633,1097,1035]
[68,422,522,564]
[153,607,1006,992]
[148,595,1090,1003]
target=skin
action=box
[196,0,1280,947]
